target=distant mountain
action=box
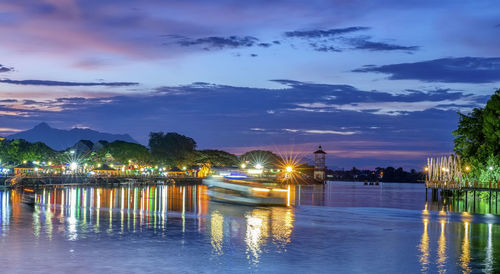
[7,122,138,150]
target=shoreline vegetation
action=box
[0,131,424,185]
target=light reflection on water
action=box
[0,182,499,273]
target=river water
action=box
[0,182,499,273]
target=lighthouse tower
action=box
[314,145,327,182]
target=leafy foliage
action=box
[240,150,280,168]
[148,132,197,166]
[453,89,500,182]
[97,140,151,164]
[195,149,238,166]
[0,139,56,165]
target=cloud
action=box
[0,79,489,169]
[0,64,13,73]
[0,127,23,133]
[349,38,419,51]
[353,57,500,83]
[0,79,139,87]
[294,98,479,116]
[284,27,418,53]
[172,35,259,50]
[290,129,359,135]
[284,27,369,38]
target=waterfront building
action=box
[313,146,327,182]
[14,162,36,175]
[91,164,119,176]
[168,167,186,177]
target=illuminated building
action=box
[313,145,327,182]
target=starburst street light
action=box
[70,162,78,171]
[285,166,293,173]
[255,163,263,169]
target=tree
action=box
[453,89,500,182]
[148,132,197,166]
[196,149,238,167]
[240,150,280,168]
[97,140,151,164]
[0,139,56,164]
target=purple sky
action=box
[0,1,499,169]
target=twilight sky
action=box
[0,0,499,169]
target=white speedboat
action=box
[204,177,289,206]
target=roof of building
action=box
[169,167,183,172]
[15,163,35,169]
[314,145,326,154]
[92,164,116,171]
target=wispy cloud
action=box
[0,79,139,87]
[348,38,419,52]
[168,35,261,50]
[353,57,500,83]
[284,27,369,38]
[0,64,13,73]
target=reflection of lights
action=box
[252,187,270,192]
[245,214,265,264]
[210,211,224,255]
[437,220,447,271]
[271,207,294,248]
[419,218,430,272]
[484,223,493,273]
[460,222,471,273]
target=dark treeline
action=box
[327,167,424,183]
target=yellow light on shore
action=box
[241,163,246,169]
[465,166,470,171]
[424,166,428,171]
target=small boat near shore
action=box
[204,177,289,206]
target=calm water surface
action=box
[0,182,499,273]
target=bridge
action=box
[425,155,499,203]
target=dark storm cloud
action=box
[284,27,369,38]
[349,38,419,51]
[353,57,500,83]
[0,79,139,87]
[0,64,13,73]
